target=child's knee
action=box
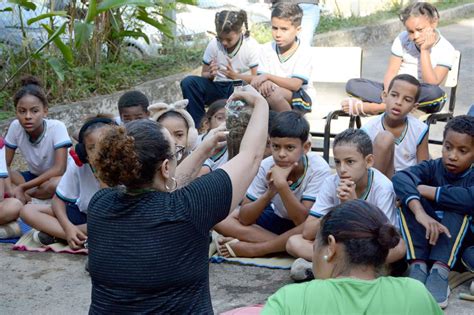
[180,75,200,89]
[286,234,304,255]
[374,131,395,151]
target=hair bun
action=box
[20,75,42,88]
[377,224,400,250]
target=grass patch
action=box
[0,46,203,120]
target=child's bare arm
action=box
[264,74,303,92]
[17,147,68,192]
[239,194,274,226]
[416,131,430,163]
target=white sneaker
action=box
[290,258,314,282]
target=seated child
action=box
[251,3,315,113]
[361,74,429,178]
[181,10,260,127]
[5,76,72,204]
[343,2,455,115]
[0,138,23,239]
[115,90,150,124]
[149,100,198,164]
[214,111,331,257]
[286,129,403,281]
[20,116,116,248]
[393,115,474,308]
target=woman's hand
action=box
[228,85,266,108]
[201,123,228,157]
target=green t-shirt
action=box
[262,277,443,315]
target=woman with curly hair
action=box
[86,90,269,314]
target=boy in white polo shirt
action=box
[251,2,315,113]
[215,111,331,258]
[181,10,260,127]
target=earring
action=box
[323,255,328,261]
[165,177,178,191]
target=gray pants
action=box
[346,78,447,113]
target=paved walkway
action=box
[0,18,473,315]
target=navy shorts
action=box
[291,88,312,113]
[21,171,38,182]
[66,203,87,225]
[256,205,295,235]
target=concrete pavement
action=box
[0,17,473,315]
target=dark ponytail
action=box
[215,10,249,37]
[318,200,400,268]
[13,75,48,108]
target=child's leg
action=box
[343,79,386,115]
[417,84,447,114]
[0,198,23,224]
[265,87,292,112]
[180,76,233,127]
[26,176,61,200]
[372,131,395,179]
[21,204,87,240]
[399,202,432,282]
[214,209,277,243]
[219,224,304,258]
[286,234,314,261]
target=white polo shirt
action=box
[391,30,455,81]
[246,152,331,220]
[5,119,72,175]
[309,168,398,227]
[362,114,428,171]
[257,40,316,105]
[56,157,100,213]
[203,35,260,81]
[0,140,8,178]
[203,146,228,172]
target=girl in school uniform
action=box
[181,9,261,127]
[5,76,72,204]
[20,116,116,248]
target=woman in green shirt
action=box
[263,200,443,314]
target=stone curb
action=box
[1,4,472,133]
[314,3,474,47]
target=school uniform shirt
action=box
[5,119,72,175]
[257,40,316,106]
[55,157,100,213]
[392,30,455,81]
[262,277,443,315]
[246,152,331,220]
[202,146,228,172]
[362,114,428,172]
[393,158,474,217]
[0,139,8,178]
[309,168,398,227]
[203,35,260,82]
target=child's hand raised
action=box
[337,179,357,202]
[228,86,267,108]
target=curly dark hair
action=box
[92,120,172,188]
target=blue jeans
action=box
[298,3,320,46]
[180,76,234,128]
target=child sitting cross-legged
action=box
[393,115,474,309]
[20,115,116,248]
[286,129,405,282]
[214,111,331,257]
[362,74,429,179]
